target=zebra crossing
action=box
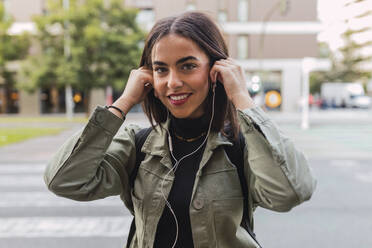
[0,162,132,242]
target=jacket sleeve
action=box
[238,107,317,212]
[44,106,139,202]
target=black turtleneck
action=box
[154,114,209,248]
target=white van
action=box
[321,82,371,108]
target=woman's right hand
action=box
[111,67,153,117]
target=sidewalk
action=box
[0,109,371,163]
[0,113,152,163]
[269,108,372,125]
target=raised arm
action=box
[44,106,139,202]
[210,58,316,211]
[238,107,316,212]
[45,67,154,202]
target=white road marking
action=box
[0,164,45,174]
[0,175,44,187]
[0,163,133,239]
[0,192,123,207]
[0,216,132,237]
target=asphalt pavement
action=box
[0,109,371,248]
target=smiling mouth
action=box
[168,93,191,105]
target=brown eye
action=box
[154,67,167,74]
[181,63,197,70]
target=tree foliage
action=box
[0,2,30,84]
[20,0,144,93]
[310,0,372,94]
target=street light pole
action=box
[301,58,315,130]
[63,0,74,120]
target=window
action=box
[3,0,10,20]
[218,10,227,22]
[136,8,154,25]
[186,3,196,11]
[237,0,249,22]
[237,36,249,59]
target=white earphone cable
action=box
[160,85,216,248]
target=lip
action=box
[168,93,192,106]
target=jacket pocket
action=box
[212,197,259,248]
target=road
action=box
[255,158,372,247]
[0,162,130,248]
[0,110,371,248]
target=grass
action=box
[0,116,87,123]
[0,127,65,147]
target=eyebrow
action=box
[153,56,199,66]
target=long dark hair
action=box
[140,11,239,139]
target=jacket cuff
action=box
[240,106,270,124]
[89,105,124,135]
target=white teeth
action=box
[170,94,189,101]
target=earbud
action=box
[168,134,173,152]
[212,82,216,92]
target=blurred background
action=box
[0,0,371,116]
[0,0,371,247]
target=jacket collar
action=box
[141,117,233,168]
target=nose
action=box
[167,70,183,89]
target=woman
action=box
[44,11,316,248]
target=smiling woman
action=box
[151,35,211,119]
[44,11,316,248]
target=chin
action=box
[169,111,190,119]
[170,109,203,119]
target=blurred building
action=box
[131,0,324,112]
[3,0,323,114]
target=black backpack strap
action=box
[224,132,262,247]
[126,127,153,248]
[129,127,153,188]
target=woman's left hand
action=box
[210,58,256,109]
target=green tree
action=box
[0,2,30,113]
[20,0,144,112]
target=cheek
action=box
[193,74,210,95]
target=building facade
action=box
[2,0,322,114]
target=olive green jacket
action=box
[44,106,316,248]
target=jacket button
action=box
[193,198,204,210]
[95,110,105,124]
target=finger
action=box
[226,57,236,63]
[210,64,228,84]
[210,65,221,83]
[217,58,239,67]
[214,59,233,68]
[138,67,153,77]
[215,59,242,74]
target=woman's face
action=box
[151,34,211,119]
